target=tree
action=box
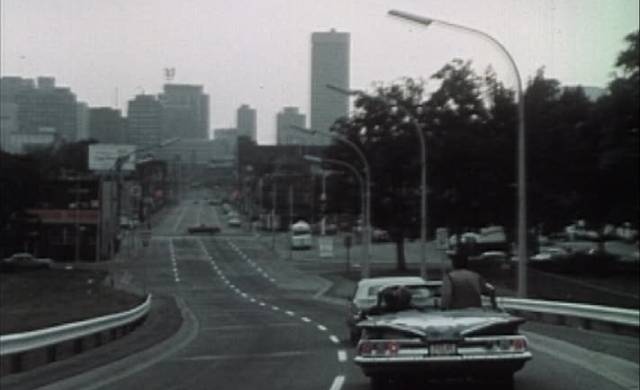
[326,60,505,271]
[590,30,639,225]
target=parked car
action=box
[1,253,53,272]
[347,276,441,345]
[227,216,241,227]
[371,228,391,242]
[353,281,531,389]
[187,224,221,234]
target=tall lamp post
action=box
[291,125,372,278]
[388,9,528,297]
[327,83,429,280]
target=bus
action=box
[290,220,312,250]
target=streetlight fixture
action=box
[111,137,181,256]
[388,9,528,297]
[327,83,430,280]
[291,124,372,278]
[304,154,367,272]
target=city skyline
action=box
[1,0,638,144]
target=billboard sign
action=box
[89,144,136,171]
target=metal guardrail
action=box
[496,297,640,328]
[0,294,152,356]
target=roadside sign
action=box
[140,229,152,247]
[89,144,136,171]
[130,184,141,197]
[318,237,334,258]
[436,227,449,250]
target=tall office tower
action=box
[14,77,78,141]
[159,84,209,140]
[127,94,163,148]
[76,102,90,140]
[89,107,126,144]
[310,29,350,145]
[276,107,307,145]
[236,104,257,142]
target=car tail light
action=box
[357,340,400,356]
[511,337,527,352]
[358,341,373,355]
[490,337,527,352]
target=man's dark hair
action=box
[451,252,469,269]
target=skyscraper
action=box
[276,107,307,145]
[89,107,126,144]
[310,29,350,145]
[14,77,78,142]
[127,95,163,148]
[236,104,257,142]
[159,84,209,140]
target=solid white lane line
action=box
[337,350,347,362]
[317,325,328,332]
[329,335,340,344]
[328,375,345,390]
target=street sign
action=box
[436,227,449,250]
[140,229,152,247]
[318,237,334,258]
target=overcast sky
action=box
[1,0,638,144]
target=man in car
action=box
[442,241,497,310]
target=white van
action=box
[290,220,312,250]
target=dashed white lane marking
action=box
[329,375,345,390]
[204,239,346,381]
[169,240,181,283]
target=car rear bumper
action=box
[356,352,531,378]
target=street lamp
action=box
[388,9,528,297]
[111,137,180,256]
[327,83,429,280]
[291,124,372,278]
[304,154,367,273]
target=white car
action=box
[1,253,53,272]
[347,276,441,345]
[227,216,241,227]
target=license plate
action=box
[429,343,457,356]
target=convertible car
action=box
[353,279,532,389]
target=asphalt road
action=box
[36,196,639,390]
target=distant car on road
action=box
[347,276,441,345]
[187,224,221,234]
[290,220,312,250]
[227,216,241,227]
[1,253,53,272]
